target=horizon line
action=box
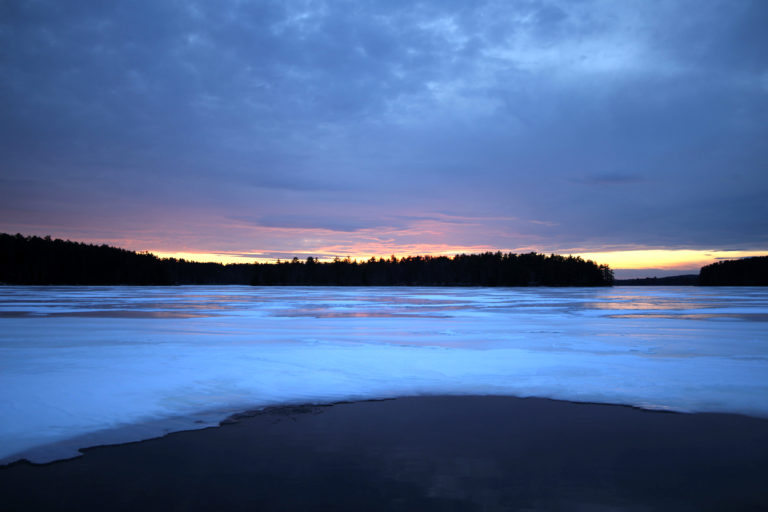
[5,232,766,274]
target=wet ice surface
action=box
[1,285,767,464]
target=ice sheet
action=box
[1,285,767,464]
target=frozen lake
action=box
[1,285,767,464]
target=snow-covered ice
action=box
[1,285,767,464]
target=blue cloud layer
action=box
[1,0,766,252]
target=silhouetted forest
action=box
[699,256,768,286]
[252,253,613,286]
[614,275,699,286]
[0,234,254,285]
[0,233,613,286]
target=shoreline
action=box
[3,394,768,510]
[5,393,766,469]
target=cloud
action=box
[235,214,387,233]
[575,173,644,185]
[0,0,766,257]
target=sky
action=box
[1,0,767,277]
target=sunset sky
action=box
[2,1,766,277]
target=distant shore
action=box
[2,395,768,511]
[1,234,613,286]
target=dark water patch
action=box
[2,395,767,511]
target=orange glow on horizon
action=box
[150,251,269,264]
[571,249,768,270]
[150,244,501,265]
[150,247,768,270]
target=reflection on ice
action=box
[609,313,768,322]
[1,285,767,465]
[0,310,213,319]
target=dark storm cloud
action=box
[1,0,766,252]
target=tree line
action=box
[0,233,614,286]
[252,253,613,286]
[614,275,699,286]
[699,256,768,286]
[0,233,253,285]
